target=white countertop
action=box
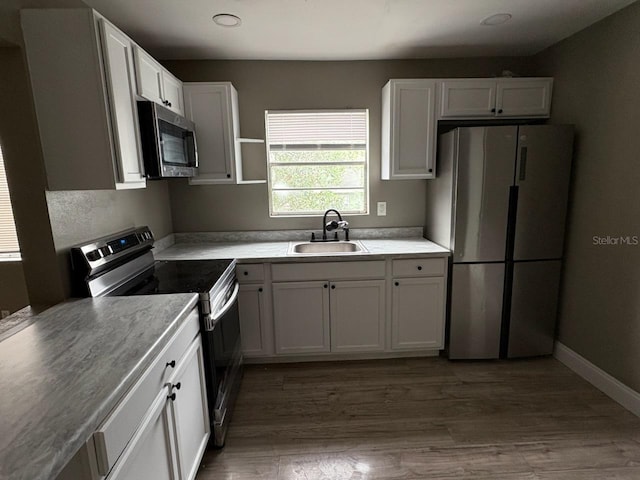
[156,237,450,262]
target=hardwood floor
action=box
[196,357,640,479]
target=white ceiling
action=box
[5,0,637,60]
[82,0,637,60]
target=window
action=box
[265,110,369,216]
[0,144,20,258]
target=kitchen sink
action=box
[287,240,368,255]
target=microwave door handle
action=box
[211,282,240,324]
[186,131,198,168]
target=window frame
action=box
[0,143,20,260]
[265,109,370,218]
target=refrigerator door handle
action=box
[518,147,528,181]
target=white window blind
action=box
[0,145,20,255]
[265,110,369,216]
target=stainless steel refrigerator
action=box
[425,125,574,359]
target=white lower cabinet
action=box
[272,278,386,355]
[58,311,209,480]
[273,281,330,354]
[330,280,385,353]
[240,258,448,361]
[238,284,271,357]
[169,337,210,480]
[105,335,209,480]
[107,387,178,480]
[391,277,445,350]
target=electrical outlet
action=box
[1,310,10,319]
[377,202,387,216]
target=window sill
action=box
[0,253,22,262]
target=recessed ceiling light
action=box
[480,13,512,26]
[212,13,242,27]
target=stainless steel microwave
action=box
[137,101,198,178]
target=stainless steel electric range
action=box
[70,226,242,447]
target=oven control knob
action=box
[166,360,176,368]
[86,250,101,261]
[173,382,181,390]
[167,393,176,401]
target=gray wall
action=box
[0,262,28,314]
[535,3,640,391]
[163,58,536,232]
[0,46,174,305]
[45,182,174,298]
[0,47,64,308]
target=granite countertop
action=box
[156,237,450,262]
[0,294,199,480]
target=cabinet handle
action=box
[417,265,422,271]
[173,382,181,390]
[258,287,263,292]
[395,281,399,286]
[498,109,503,114]
[323,284,328,288]
[166,360,176,368]
[226,174,231,178]
[491,108,496,113]
[331,285,336,290]
[243,271,249,275]
[167,393,176,401]
[428,168,433,173]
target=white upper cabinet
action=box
[440,79,497,117]
[100,20,146,187]
[133,48,164,105]
[381,79,437,180]
[134,47,185,116]
[496,78,553,118]
[21,9,146,190]
[184,82,241,184]
[161,71,185,116]
[439,78,553,119]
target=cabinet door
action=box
[329,280,385,353]
[440,79,497,118]
[382,79,436,179]
[238,284,271,357]
[162,71,185,116]
[99,20,146,187]
[273,281,330,354]
[169,337,210,480]
[107,387,178,480]
[391,277,445,350]
[184,83,237,184]
[133,47,164,105]
[496,79,552,117]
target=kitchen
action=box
[0,0,639,479]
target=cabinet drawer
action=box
[392,258,446,277]
[93,308,200,476]
[236,264,265,283]
[272,261,385,282]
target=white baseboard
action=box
[554,341,640,417]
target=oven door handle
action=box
[211,281,240,324]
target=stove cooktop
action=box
[114,259,235,296]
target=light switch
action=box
[377,202,387,216]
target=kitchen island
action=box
[0,294,199,480]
